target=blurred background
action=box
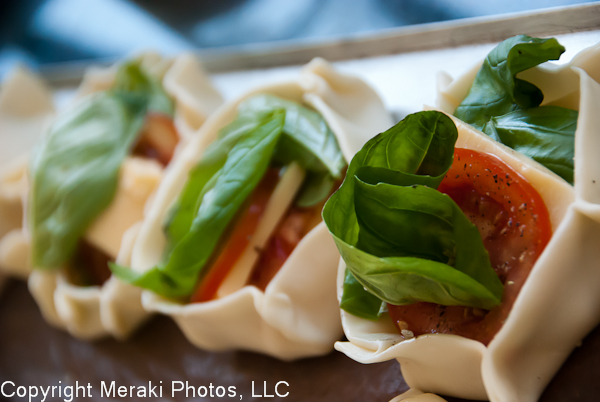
[0,0,596,78]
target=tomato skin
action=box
[388,148,552,345]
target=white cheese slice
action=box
[216,162,306,299]
[83,157,162,258]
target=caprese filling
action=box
[190,164,327,302]
[29,60,176,286]
[388,148,551,345]
[68,115,178,287]
[324,34,577,346]
[112,94,345,302]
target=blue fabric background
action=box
[0,0,594,76]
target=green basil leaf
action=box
[295,170,336,208]
[323,111,503,320]
[455,35,565,130]
[351,179,503,310]
[163,114,262,253]
[29,61,174,269]
[112,61,175,116]
[483,106,577,184]
[111,110,286,298]
[324,111,457,249]
[30,92,146,268]
[340,268,385,321]
[335,241,502,313]
[238,94,345,179]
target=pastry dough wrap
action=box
[2,53,222,339]
[0,68,54,281]
[128,58,392,359]
[390,389,448,402]
[336,43,600,401]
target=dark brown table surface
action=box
[1,279,599,402]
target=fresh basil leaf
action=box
[455,35,565,130]
[483,106,577,183]
[29,61,174,269]
[238,94,345,179]
[163,115,262,252]
[335,240,502,313]
[454,35,577,185]
[352,179,503,310]
[112,61,175,116]
[295,170,336,208]
[340,268,385,321]
[30,92,147,268]
[111,110,287,298]
[324,111,457,249]
[323,111,503,320]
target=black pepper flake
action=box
[464,163,467,169]
[455,174,460,179]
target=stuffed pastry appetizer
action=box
[5,53,222,339]
[111,58,392,359]
[328,36,600,402]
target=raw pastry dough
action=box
[0,68,54,282]
[390,389,447,402]
[128,58,392,359]
[1,53,222,339]
[336,43,600,401]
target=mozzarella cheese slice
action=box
[83,157,162,258]
[216,162,306,298]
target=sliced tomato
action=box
[190,169,281,303]
[388,148,552,345]
[133,113,179,166]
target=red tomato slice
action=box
[388,148,552,345]
[190,169,280,303]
